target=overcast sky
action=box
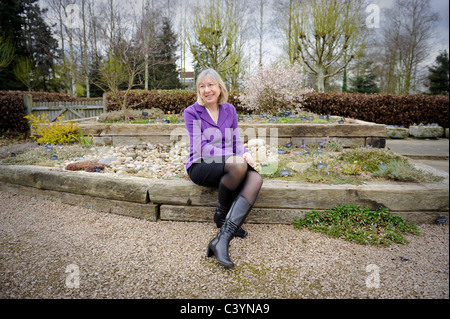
[174,0,450,70]
[374,0,449,55]
[40,0,449,71]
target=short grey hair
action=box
[196,68,229,106]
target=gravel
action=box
[0,190,448,299]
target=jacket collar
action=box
[194,102,225,127]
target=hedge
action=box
[303,92,449,128]
[1,90,448,135]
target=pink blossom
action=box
[239,63,314,115]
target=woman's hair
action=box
[196,68,228,106]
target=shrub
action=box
[239,63,314,115]
[372,160,439,182]
[105,89,197,114]
[25,113,80,145]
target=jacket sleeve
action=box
[230,105,249,156]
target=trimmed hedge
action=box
[2,90,448,135]
[106,90,196,114]
[303,93,449,128]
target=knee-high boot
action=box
[207,195,252,268]
[214,183,248,238]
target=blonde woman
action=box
[184,69,263,268]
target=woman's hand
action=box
[243,152,255,168]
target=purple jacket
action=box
[184,102,248,170]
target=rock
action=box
[409,125,444,139]
[99,156,118,165]
[125,152,137,159]
[386,127,410,139]
[286,162,313,173]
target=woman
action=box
[184,69,263,268]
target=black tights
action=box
[220,156,263,205]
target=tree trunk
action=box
[317,67,325,93]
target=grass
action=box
[294,204,422,246]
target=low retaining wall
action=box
[0,165,448,224]
[77,118,387,148]
[387,125,447,139]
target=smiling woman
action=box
[196,69,229,109]
[183,68,263,269]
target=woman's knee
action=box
[225,156,248,176]
[250,171,263,189]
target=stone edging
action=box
[76,119,387,147]
[0,165,448,224]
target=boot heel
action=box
[206,246,214,258]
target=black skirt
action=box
[187,155,257,188]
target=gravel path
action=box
[0,190,448,299]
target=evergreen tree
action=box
[21,0,59,91]
[350,60,380,94]
[0,0,27,90]
[151,17,181,89]
[0,0,58,91]
[427,51,449,95]
[342,68,348,92]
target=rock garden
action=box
[0,110,444,186]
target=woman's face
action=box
[198,76,221,107]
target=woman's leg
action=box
[220,155,248,192]
[214,156,249,238]
[207,170,263,268]
[237,170,263,205]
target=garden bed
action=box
[4,118,447,225]
[0,138,442,185]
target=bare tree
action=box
[189,0,241,72]
[291,0,367,92]
[188,0,248,89]
[379,0,438,94]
